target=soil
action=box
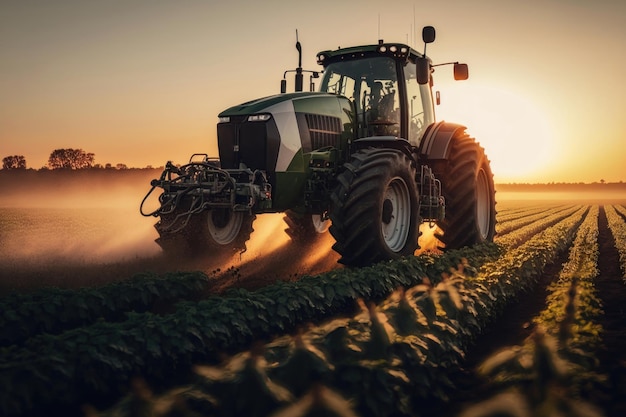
[593,207,626,417]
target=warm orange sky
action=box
[1,0,625,183]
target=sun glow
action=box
[436,83,555,183]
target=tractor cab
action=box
[316,43,435,147]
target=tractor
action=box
[140,26,497,267]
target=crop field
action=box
[2,195,626,417]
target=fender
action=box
[353,136,413,157]
[418,121,467,160]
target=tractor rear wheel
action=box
[330,148,420,266]
[155,208,255,257]
[433,131,496,249]
[283,210,330,241]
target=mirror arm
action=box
[432,61,459,68]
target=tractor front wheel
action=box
[330,148,420,266]
[283,210,330,242]
[155,208,255,257]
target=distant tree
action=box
[47,148,95,170]
[116,163,128,170]
[2,155,27,170]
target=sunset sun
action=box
[437,83,555,183]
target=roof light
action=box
[400,46,408,54]
[390,45,397,53]
[247,114,271,122]
[378,45,387,53]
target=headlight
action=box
[247,114,271,122]
[218,116,230,123]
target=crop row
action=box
[604,205,626,279]
[0,271,208,346]
[495,205,585,249]
[91,207,588,417]
[534,206,605,393]
[495,203,565,223]
[0,243,502,416]
[460,206,605,416]
[496,204,573,235]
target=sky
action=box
[1,0,625,183]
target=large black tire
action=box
[155,208,255,257]
[433,131,496,249]
[329,148,420,266]
[283,210,330,242]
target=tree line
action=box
[2,149,138,170]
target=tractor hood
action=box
[216,91,353,177]
[218,92,342,118]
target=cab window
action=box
[320,57,400,138]
[404,62,425,144]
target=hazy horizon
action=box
[2,164,626,186]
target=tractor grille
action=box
[217,118,280,174]
[304,114,342,150]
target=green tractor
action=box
[140,26,497,267]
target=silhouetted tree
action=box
[2,155,27,170]
[115,163,128,170]
[47,148,95,169]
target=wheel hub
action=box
[211,210,230,228]
[207,209,245,245]
[476,168,492,240]
[381,177,411,252]
[312,214,331,234]
[382,199,394,224]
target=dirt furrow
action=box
[593,206,626,417]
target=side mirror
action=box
[453,63,469,80]
[422,26,435,44]
[281,79,287,94]
[416,57,431,85]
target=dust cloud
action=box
[0,170,341,294]
[204,214,341,293]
